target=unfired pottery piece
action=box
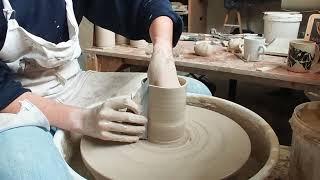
[147,78,186,143]
[228,38,244,54]
[130,40,148,48]
[81,106,251,180]
[194,41,215,57]
[95,26,115,48]
[116,34,129,45]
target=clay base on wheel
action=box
[81,106,251,180]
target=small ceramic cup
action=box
[287,40,320,73]
[243,37,267,62]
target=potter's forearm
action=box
[148,16,180,88]
[1,92,84,132]
[149,16,173,50]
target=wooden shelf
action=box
[171,0,208,33]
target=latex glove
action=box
[78,97,147,142]
[132,79,149,139]
[147,45,180,88]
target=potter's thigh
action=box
[64,72,147,107]
[184,77,212,96]
[0,127,72,180]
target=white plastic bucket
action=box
[289,102,320,180]
[264,12,302,43]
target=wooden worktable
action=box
[84,41,320,92]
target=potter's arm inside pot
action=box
[81,0,182,87]
[81,0,183,47]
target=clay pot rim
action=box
[144,77,187,90]
[291,101,320,135]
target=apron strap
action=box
[2,0,15,21]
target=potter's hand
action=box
[148,44,180,88]
[78,97,147,142]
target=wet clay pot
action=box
[147,78,187,144]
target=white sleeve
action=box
[0,100,50,133]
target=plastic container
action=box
[289,101,320,180]
[263,12,302,43]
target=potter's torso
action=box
[0,0,82,98]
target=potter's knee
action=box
[184,77,212,96]
[0,127,72,180]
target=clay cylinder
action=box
[147,77,187,144]
[130,40,148,48]
[94,25,115,47]
[116,34,129,45]
[289,102,320,180]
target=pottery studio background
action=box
[14,0,320,179]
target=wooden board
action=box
[188,0,208,33]
[84,41,320,91]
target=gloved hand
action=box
[77,97,147,143]
[147,44,180,88]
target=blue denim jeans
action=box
[0,127,72,180]
[0,77,211,180]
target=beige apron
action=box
[0,0,146,130]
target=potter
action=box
[0,0,214,179]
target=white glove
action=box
[132,78,149,139]
[78,97,147,142]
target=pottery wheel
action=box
[81,106,251,180]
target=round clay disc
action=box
[81,106,251,180]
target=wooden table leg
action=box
[86,53,126,72]
[228,79,237,101]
